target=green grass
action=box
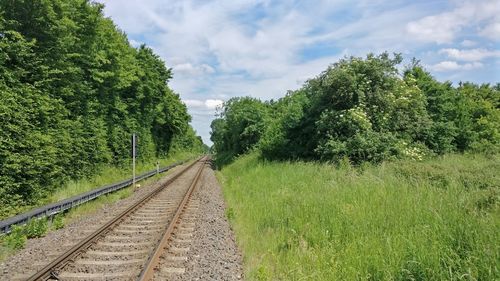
[44,150,196,204]
[61,165,175,224]
[0,150,196,220]
[218,153,499,280]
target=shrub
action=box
[51,214,65,230]
[211,53,499,165]
[3,225,27,250]
[24,218,48,238]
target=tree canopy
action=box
[0,0,203,216]
[210,53,499,166]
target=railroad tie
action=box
[57,271,136,279]
[75,259,143,265]
[160,267,186,274]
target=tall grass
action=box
[0,151,196,219]
[44,150,196,203]
[218,153,499,280]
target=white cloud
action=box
[183,98,224,143]
[173,63,215,76]
[406,0,500,44]
[439,48,500,61]
[480,20,500,41]
[205,99,223,109]
[431,61,483,72]
[406,13,459,44]
[183,99,205,108]
[97,1,155,34]
[98,0,500,144]
[460,40,476,47]
[184,99,223,110]
[203,55,340,102]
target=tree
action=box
[210,97,270,165]
[211,52,499,165]
[0,0,203,218]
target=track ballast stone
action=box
[0,161,244,280]
[0,163,189,280]
[158,164,243,281]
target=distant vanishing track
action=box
[26,156,207,281]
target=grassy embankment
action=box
[218,153,499,280]
[0,151,199,260]
[0,150,196,220]
[47,150,198,222]
[44,150,196,205]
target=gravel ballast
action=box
[156,162,244,281]
[0,160,243,280]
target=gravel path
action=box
[0,160,244,280]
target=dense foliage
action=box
[211,53,499,165]
[0,0,203,216]
[210,97,270,165]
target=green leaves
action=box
[210,53,499,165]
[0,0,202,218]
[210,97,270,166]
[3,225,27,250]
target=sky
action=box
[98,0,500,145]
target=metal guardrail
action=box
[0,160,189,234]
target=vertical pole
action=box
[156,160,159,174]
[132,133,136,188]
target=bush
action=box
[24,218,48,238]
[210,97,270,166]
[51,214,65,230]
[211,53,499,165]
[3,225,27,250]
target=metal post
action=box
[156,160,159,174]
[132,133,136,188]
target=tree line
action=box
[0,0,203,216]
[210,53,499,166]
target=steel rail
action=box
[138,157,206,280]
[26,157,203,281]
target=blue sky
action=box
[99,0,500,145]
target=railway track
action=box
[25,157,207,281]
